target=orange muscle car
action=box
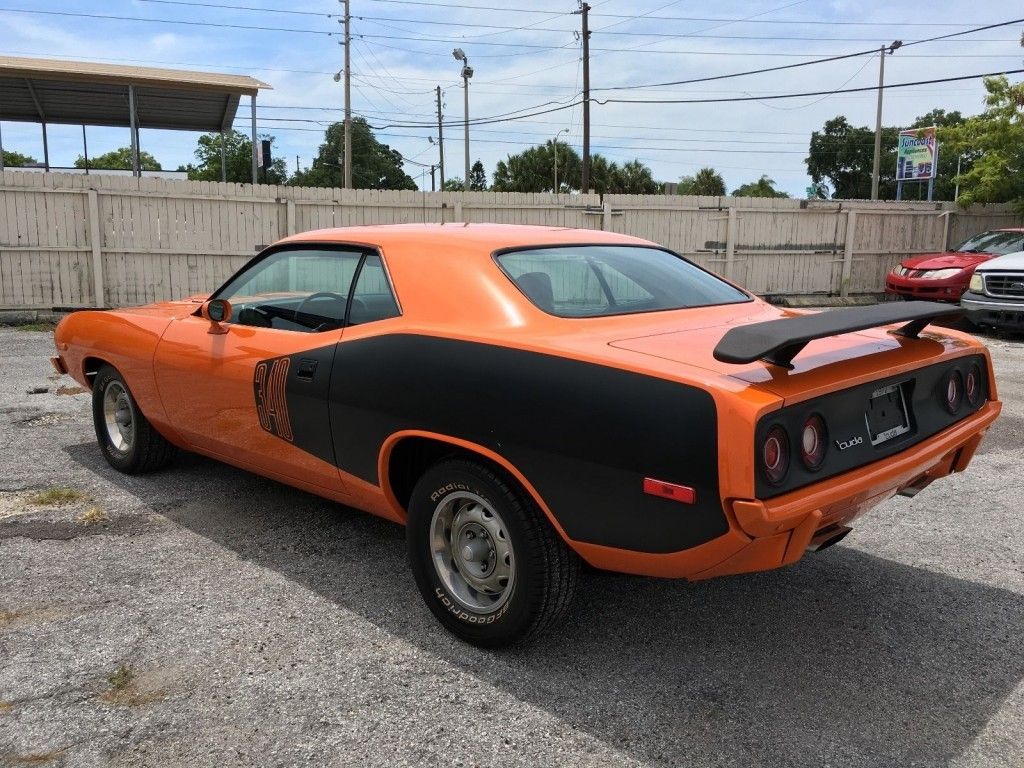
[52,225,1001,646]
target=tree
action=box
[731,175,790,198]
[2,150,38,167]
[615,159,660,194]
[290,118,416,190]
[442,177,465,191]
[181,131,286,184]
[940,76,1024,208]
[491,144,658,194]
[75,147,161,171]
[492,141,581,193]
[468,160,487,191]
[805,110,966,200]
[677,167,725,196]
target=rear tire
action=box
[406,459,579,647]
[92,364,175,474]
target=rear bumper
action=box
[885,273,966,302]
[961,292,1024,328]
[689,399,1000,579]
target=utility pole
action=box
[453,49,473,189]
[576,2,591,193]
[343,0,352,189]
[870,40,901,200]
[430,164,437,191]
[436,85,445,188]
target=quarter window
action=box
[349,254,401,325]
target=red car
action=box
[886,228,1024,302]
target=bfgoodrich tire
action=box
[406,459,579,648]
[92,364,175,474]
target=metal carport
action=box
[0,55,271,183]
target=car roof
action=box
[275,223,655,251]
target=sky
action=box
[0,0,1021,195]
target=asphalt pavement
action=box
[1,325,1022,768]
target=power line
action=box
[597,68,1024,105]
[0,6,335,34]
[347,66,1022,129]
[363,0,565,14]
[132,0,335,17]
[593,17,1024,92]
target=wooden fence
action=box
[0,170,1019,311]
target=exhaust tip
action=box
[808,524,852,553]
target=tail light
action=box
[800,414,827,470]
[761,425,790,485]
[965,364,982,407]
[942,369,964,414]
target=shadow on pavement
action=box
[67,442,1024,767]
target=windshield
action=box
[496,245,750,318]
[955,230,1024,255]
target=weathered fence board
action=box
[0,170,1019,310]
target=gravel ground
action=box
[1,325,1022,768]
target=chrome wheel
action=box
[102,381,134,453]
[429,491,515,614]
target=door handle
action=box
[296,358,318,381]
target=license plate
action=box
[864,382,911,445]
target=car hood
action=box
[975,251,1024,272]
[605,303,966,401]
[113,294,209,320]
[901,251,992,270]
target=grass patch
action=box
[99,664,165,706]
[77,507,109,526]
[28,488,86,507]
[107,665,135,691]
[0,750,66,765]
[12,322,56,332]
[54,385,87,396]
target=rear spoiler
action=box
[713,301,962,369]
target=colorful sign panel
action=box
[896,126,937,181]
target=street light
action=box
[453,48,473,189]
[870,39,902,200]
[553,128,569,193]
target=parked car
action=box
[52,225,1001,646]
[885,228,1024,302]
[961,250,1024,331]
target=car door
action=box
[153,245,366,493]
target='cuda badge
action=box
[835,436,864,451]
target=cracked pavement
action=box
[1,325,1023,767]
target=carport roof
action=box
[0,55,272,132]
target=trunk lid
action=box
[607,302,960,401]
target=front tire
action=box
[92,364,175,474]
[406,459,579,647]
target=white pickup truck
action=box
[962,251,1024,331]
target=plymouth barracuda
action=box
[52,224,1001,646]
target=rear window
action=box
[496,245,749,318]
[955,231,1024,255]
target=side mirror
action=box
[200,299,232,334]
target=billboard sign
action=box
[896,126,937,181]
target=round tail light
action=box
[800,414,827,470]
[965,364,982,407]
[762,425,790,485]
[943,369,964,414]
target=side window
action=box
[217,248,362,332]
[348,254,401,325]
